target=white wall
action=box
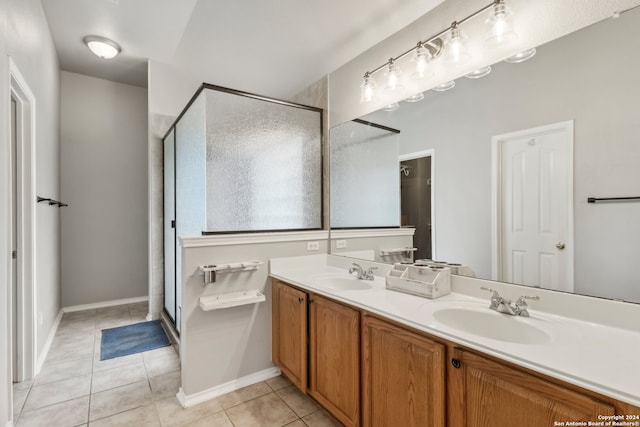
[361,11,640,302]
[0,0,61,423]
[179,233,329,399]
[60,72,148,307]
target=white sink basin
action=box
[431,306,551,345]
[312,274,374,291]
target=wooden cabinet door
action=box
[361,315,445,427]
[449,348,616,427]
[272,280,307,392]
[309,294,360,427]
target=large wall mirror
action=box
[329,6,640,304]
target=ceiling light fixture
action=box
[465,66,492,79]
[359,0,518,104]
[83,35,121,59]
[503,47,536,63]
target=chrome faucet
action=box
[481,287,539,316]
[349,263,377,280]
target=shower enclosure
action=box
[162,84,323,331]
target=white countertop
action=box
[270,254,640,408]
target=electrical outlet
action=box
[307,241,320,251]
[336,240,347,249]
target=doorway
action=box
[399,150,435,261]
[492,121,574,292]
[9,59,37,382]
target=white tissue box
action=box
[385,263,451,299]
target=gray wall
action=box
[364,11,640,302]
[61,72,149,307]
[0,0,61,423]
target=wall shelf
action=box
[198,260,264,285]
[199,289,265,311]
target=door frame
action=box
[491,120,574,289]
[8,58,37,382]
[399,149,436,260]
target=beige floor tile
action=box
[155,396,223,427]
[302,409,343,427]
[276,385,320,418]
[93,352,144,373]
[47,340,95,363]
[149,371,181,401]
[23,374,91,411]
[89,380,153,421]
[283,421,307,427]
[184,410,233,427]
[129,302,149,315]
[143,350,180,378]
[96,305,130,316]
[96,315,134,330]
[265,375,292,391]
[35,357,93,386]
[225,392,298,427]
[91,361,148,393]
[17,395,89,427]
[218,382,272,409]
[89,404,160,427]
[13,388,29,415]
[13,380,32,392]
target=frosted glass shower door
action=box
[163,129,176,324]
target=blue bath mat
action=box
[101,320,170,360]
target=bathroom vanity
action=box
[270,255,640,427]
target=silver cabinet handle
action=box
[555,242,566,250]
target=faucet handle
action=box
[515,295,540,307]
[366,266,378,272]
[481,287,501,308]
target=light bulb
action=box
[384,59,403,92]
[445,25,470,65]
[411,44,433,80]
[360,73,377,104]
[485,1,517,47]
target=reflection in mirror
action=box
[329,7,640,303]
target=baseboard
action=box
[62,296,149,313]
[35,309,63,374]
[176,367,281,408]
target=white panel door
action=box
[497,122,573,291]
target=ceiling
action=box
[40,0,445,97]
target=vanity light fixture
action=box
[503,47,536,63]
[383,59,403,93]
[404,92,425,103]
[358,0,517,104]
[411,42,434,80]
[382,102,400,112]
[432,80,456,92]
[485,0,517,47]
[465,66,492,79]
[83,35,121,59]
[360,72,377,103]
[444,22,470,65]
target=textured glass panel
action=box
[330,121,400,227]
[205,90,322,231]
[163,129,176,322]
[175,93,206,332]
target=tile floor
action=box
[12,303,343,427]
